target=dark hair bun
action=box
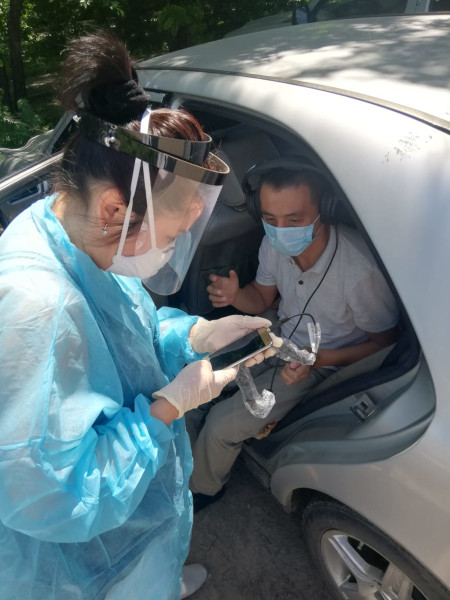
[59,32,147,124]
[88,80,148,124]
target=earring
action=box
[101,223,108,236]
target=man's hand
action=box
[254,421,278,439]
[280,362,311,386]
[207,270,239,307]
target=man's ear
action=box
[97,188,126,225]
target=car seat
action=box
[167,126,281,317]
[248,306,422,459]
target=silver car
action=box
[224,0,450,36]
[1,14,450,599]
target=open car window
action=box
[158,96,429,458]
[0,153,61,237]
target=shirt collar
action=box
[288,225,337,274]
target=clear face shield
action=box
[78,108,229,295]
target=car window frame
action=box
[0,153,62,235]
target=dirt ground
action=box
[187,458,333,600]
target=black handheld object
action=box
[208,328,273,370]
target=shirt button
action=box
[298,280,304,285]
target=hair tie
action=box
[88,79,148,125]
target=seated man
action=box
[188,162,399,510]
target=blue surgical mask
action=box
[262,215,320,256]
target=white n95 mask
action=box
[108,242,175,279]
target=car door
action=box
[0,112,76,182]
[0,153,61,237]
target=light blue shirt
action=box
[0,196,203,599]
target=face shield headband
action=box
[78,112,228,185]
[79,109,229,294]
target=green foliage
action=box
[0,0,304,130]
[79,0,125,18]
[158,3,205,36]
[157,2,207,50]
[155,0,299,50]
[0,98,47,148]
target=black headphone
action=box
[241,157,341,224]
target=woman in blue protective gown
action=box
[0,33,272,599]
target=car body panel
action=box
[271,451,450,586]
[136,16,450,588]
[138,14,450,125]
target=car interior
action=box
[175,100,433,468]
[0,97,434,472]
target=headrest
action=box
[214,128,280,210]
[215,150,246,208]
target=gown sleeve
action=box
[0,273,180,544]
[156,306,207,376]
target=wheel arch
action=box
[301,496,450,600]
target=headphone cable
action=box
[267,228,339,392]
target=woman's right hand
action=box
[152,360,238,418]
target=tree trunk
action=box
[0,55,14,111]
[169,25,192,52]
[7,0,26,111]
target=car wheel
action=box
[302,499,450,600]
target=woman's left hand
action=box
[190,315,283,367]
[190,315,271,354]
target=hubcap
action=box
[320,530,428,600]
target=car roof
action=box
[222,11,293,37]
[138,14,450,129]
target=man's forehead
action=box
[260,182,315,209]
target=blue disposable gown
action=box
[0,196,205,599]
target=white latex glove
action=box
[244,332,283,367]
[190,315,273,354]
[152,360,238,418]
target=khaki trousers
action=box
[187,358,332,496]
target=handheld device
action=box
[208,327,273,371]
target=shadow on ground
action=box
[187,458,333,600]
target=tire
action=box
[302,499,450,600]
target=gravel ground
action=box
[187,458,333,600]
